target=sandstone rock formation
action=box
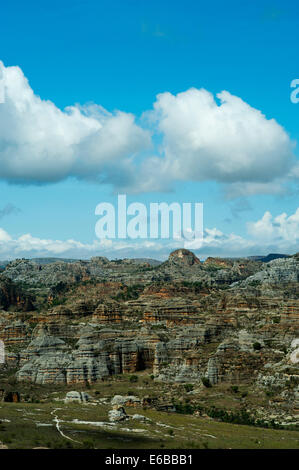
[0,249,298,426]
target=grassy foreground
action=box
[0,400,298,449]
[0,372,298,449]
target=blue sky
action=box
[0,0,299,260]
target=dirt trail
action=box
[51,408,82,444]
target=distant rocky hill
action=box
[0,248,298,428]
[247,253,290,263]
[0,252,289,271]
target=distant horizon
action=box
[0,251,294,264]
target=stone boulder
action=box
[111,395,140,406]
[132,414,150,422]
[108,405,128,422]
[64,391,91,403]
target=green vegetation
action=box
[248,280,262,287]
[204,264,223,272]
[136,265,156,272]
[206,407,288,430]
[181,280,206,292]
[51,296,67,306]
[129,375,138,383]
[112,284,144,301]
[201,377,212,388]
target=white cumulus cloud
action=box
[143,88,296,194]
[0,61,150,184]
[247,208,299,245]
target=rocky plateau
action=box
[0,248,298,430]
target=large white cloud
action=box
[144,88,296,193]
[0,208,299,260]
[0,61,151,184]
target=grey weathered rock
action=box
[111,395,140,406]
[108,406,128,422]
[65,391,91,403]
[131,414,150,422]
[234,256,299,287]
[16,329,156,385]
[290,339,299,364]
[205,357,219,385]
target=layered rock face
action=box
[0,249,298,423]
[0,319,29,345]
[93,301,124,323]
[15,326,156,385]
